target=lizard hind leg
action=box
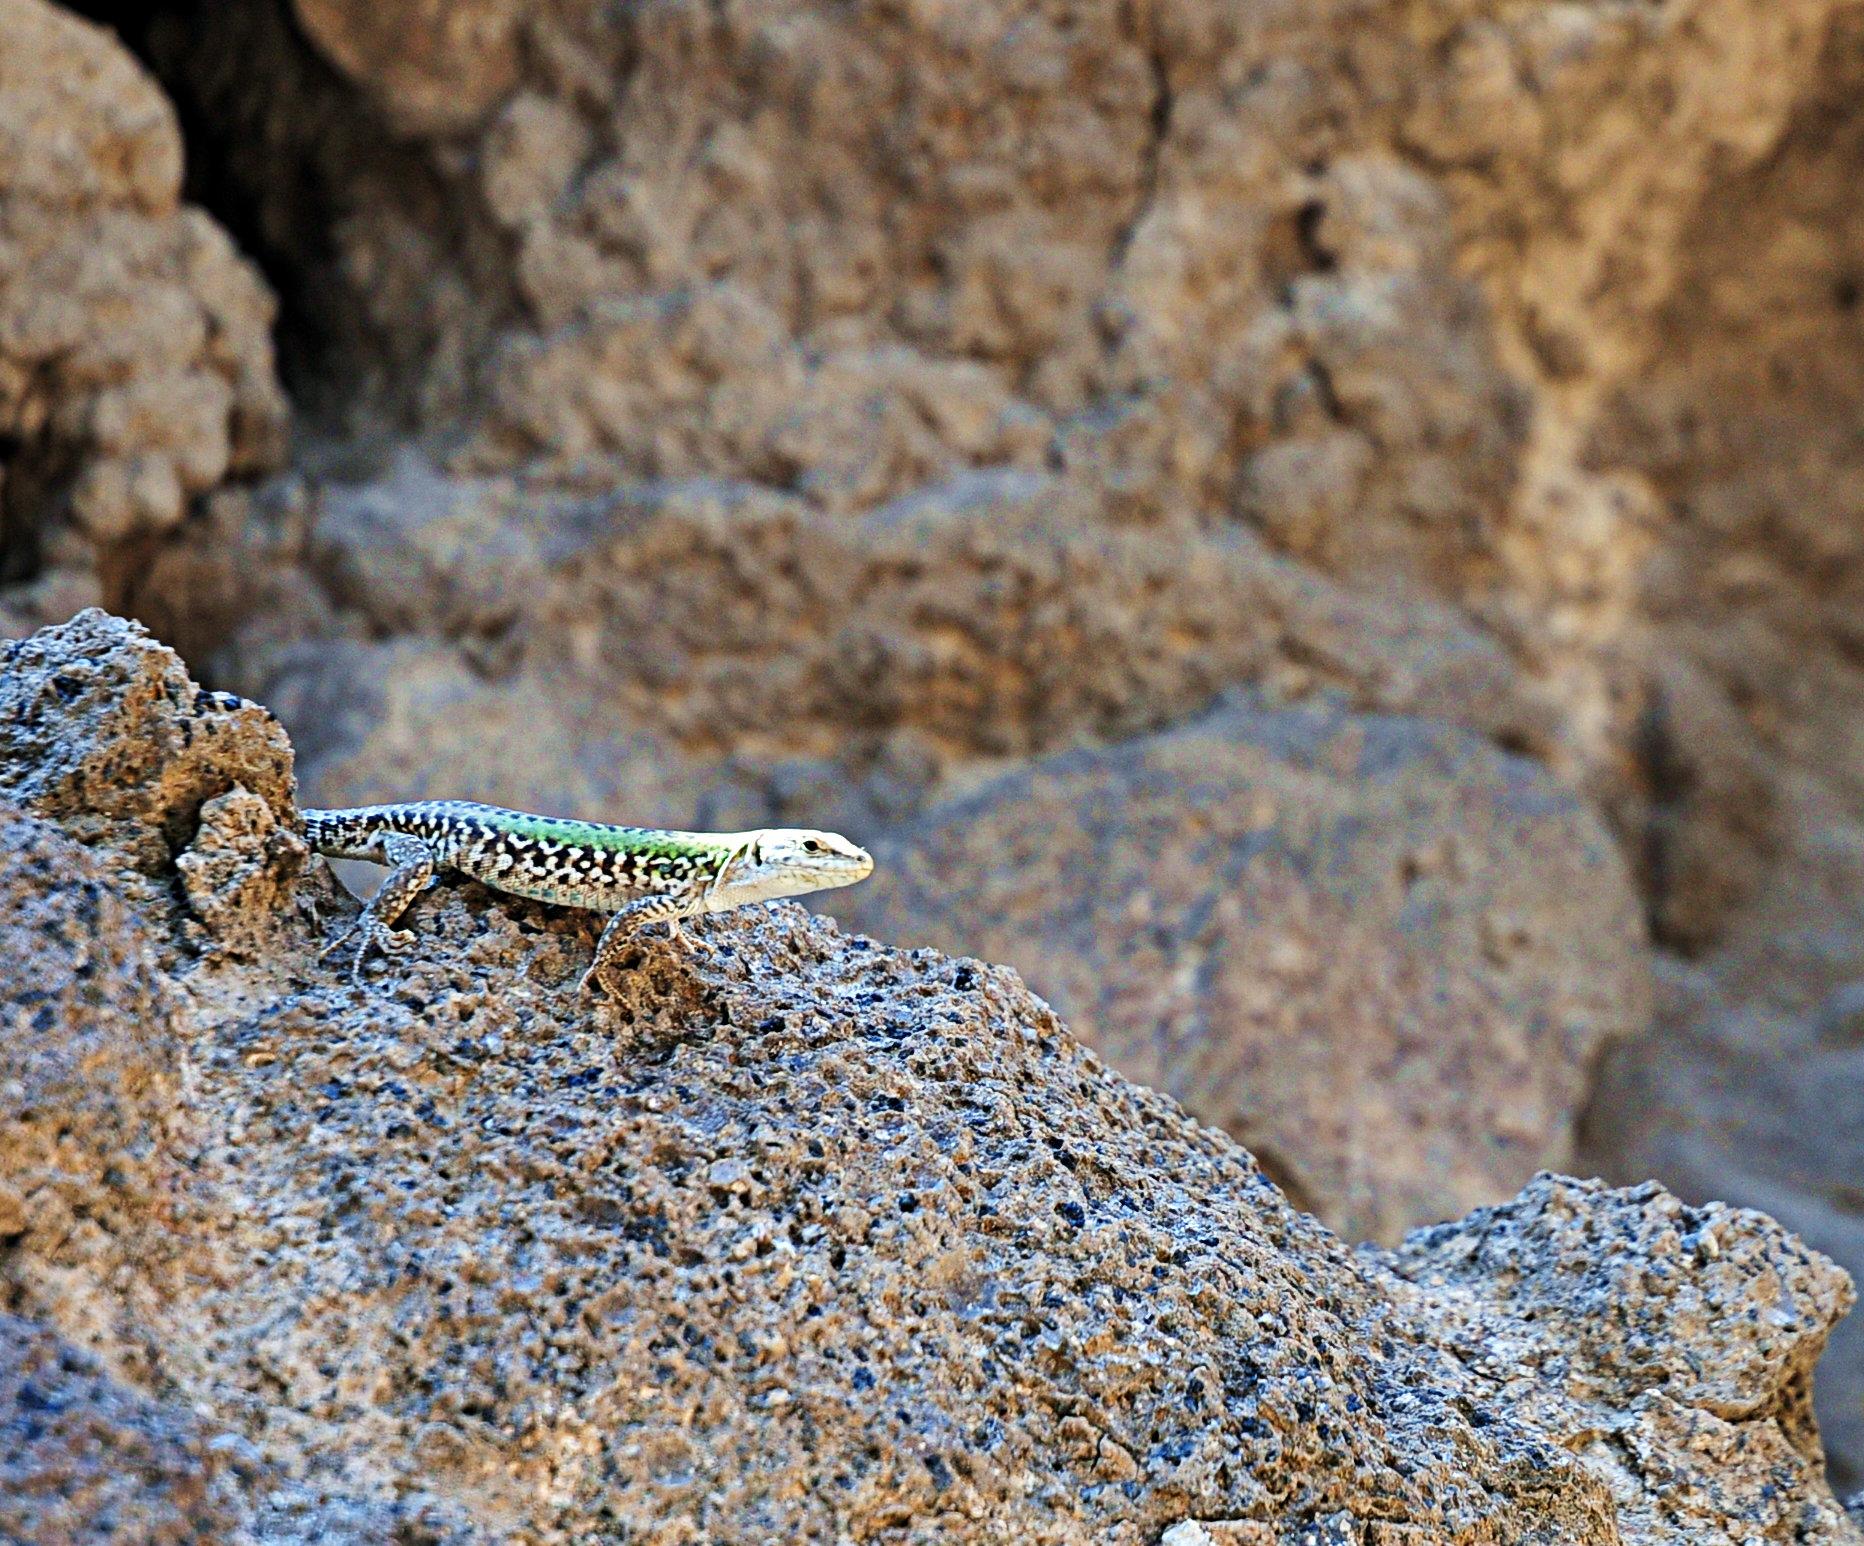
[319,833,437,985]
[578,893,701,995]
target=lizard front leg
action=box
[578,893,704,994]
[319,833,437,984]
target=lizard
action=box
[303,800,874,992]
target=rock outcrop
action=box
[835,696,1649,1243]
[0,1314,237,1546]
[9,0,1864,1493]
[0,612,1857,1542]
[0,0,286,635]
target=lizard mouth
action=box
[803,850,873,891]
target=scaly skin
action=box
[304,800,874,992]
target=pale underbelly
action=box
[448,860,658,913]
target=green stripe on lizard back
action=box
[303,798,873,991]
[303,799,740,911]
[477,807,736,859]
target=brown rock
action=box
[179,889,1640,1543]
[0,0,285,627]
[0,608,1854,1542]
[205,460,1546,819]
[0,607,296,878]
[835,697,1650,1244]
[0,801,189,1379]
[0,1313,235,1545]
[292,0,522,134]
[176,783,312,959]
[34,0,1864,1496]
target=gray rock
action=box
[0,607,1854,1543]
[836,695,1651,1244]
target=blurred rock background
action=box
[3,0,1863,1488]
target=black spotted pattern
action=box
[303,800,735,911]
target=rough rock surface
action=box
[1,615,1858,1541]
[1380,1176,1856,1546]
[0,800,191,1374]
[1585,960,1864,1500]
[180,456,1543,807]
[0,0,286,635]
[0,1313,236,1545]
[0,605,296,881]
[14,0,1864,1493]
[835,697,1649,1243]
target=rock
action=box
[291,0,522,135]
[0,1310,484,1546]
[0,801,190,1380]
[0,607,1857,1541]
[33,0,1864,1494]
[0,1313,236,1545]
[0,0,286,628]
[200,459,1546,819]
[1585,958,1864,1497]
[180,891,1643,1542]
[1379,1174,1858,1546]
[0,608,295,878]
[176,784,312,959]
[835,696,1650,1244]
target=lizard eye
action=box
[803,839,824,854]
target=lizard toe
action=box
[317,923,360,963]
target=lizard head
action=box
[710,828,875,910]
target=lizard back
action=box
[303,800,738,911]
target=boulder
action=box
[836,697,1650,1243]
[0,0,285,633]
[0,606,1853,1542]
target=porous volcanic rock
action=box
[1379,1175,1856,1546]
[71,0,1864,1483]
[0,0,286,635]
[834,696,1650,1243]
[0,800,190,1380]
[0,612,1858,1543]
[0,1313,236,1546]
[0,606,295,880]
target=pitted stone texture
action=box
[0,0,285,625]
[102,0,1864,1492]
[0,610,1853,1542]
[177,783,313,959]
[1378,1175,1859,1546]
[0,609,295,877]
[183,892,1623,1544]
[0,1312,482,1546]
[836,698,1649,1244]
[0,1313,235,1546]
[0,803,189,1383]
